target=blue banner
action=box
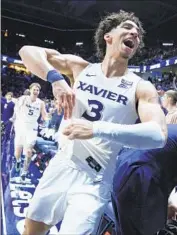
[2,54,177,73]
[140,56,177,72]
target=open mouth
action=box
[123,39,134,49]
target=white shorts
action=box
[27,155,111,234]
[14,126,37,150]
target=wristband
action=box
[47,70,64,84]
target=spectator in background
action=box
[2,92,15,123]
[162,90,177,124]
[2,92,15,138]
[48,99,63,132]
[1,92,6,116]
[156,85,165,98]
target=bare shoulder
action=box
[48,52,89,78]
[136,80,158,100]
[18,95,26,102]
[63,54,90,78]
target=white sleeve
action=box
[93,121,166,150]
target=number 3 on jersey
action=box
[82,99,104,121]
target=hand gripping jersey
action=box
[58,63,142,183]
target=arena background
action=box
[1,1,177,235]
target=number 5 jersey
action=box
[14,95,42,130]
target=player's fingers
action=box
[66,95,73,119]
[71,93,76,107]
[61,93,69,119]
[57,94,63,114]
[68,133,75,140]
[62,128,71,135]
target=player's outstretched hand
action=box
[63,119,94,140]
[52,81,75,119]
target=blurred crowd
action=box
[1,72,53,99]
[148,71,176,91]
[2,30,177,66]
[130,46,177,66]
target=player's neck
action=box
[30,95,37,102]
[101,55,128,78]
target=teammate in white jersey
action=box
[19,10,167,235]
[11,83,48,180]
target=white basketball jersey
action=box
[15,96,42,129]
[58,63,142,183]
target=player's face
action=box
[105,20,140,60]
[6,94,12,101]
[30,86,40,97]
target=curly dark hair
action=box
[94,10,145,60]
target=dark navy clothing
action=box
[1,97,6,116]
[2,100,15,122]
[112,125,177,235]
[1,100,15,141]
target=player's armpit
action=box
[136,80,168,141]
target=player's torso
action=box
[15,96,41,128]
[58,63,142,181]
[73,63,140,122]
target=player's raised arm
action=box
[19,46,88,80]
[19,46,88,119]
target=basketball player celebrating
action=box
[11,83,48,180]
[19,10,167,235]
